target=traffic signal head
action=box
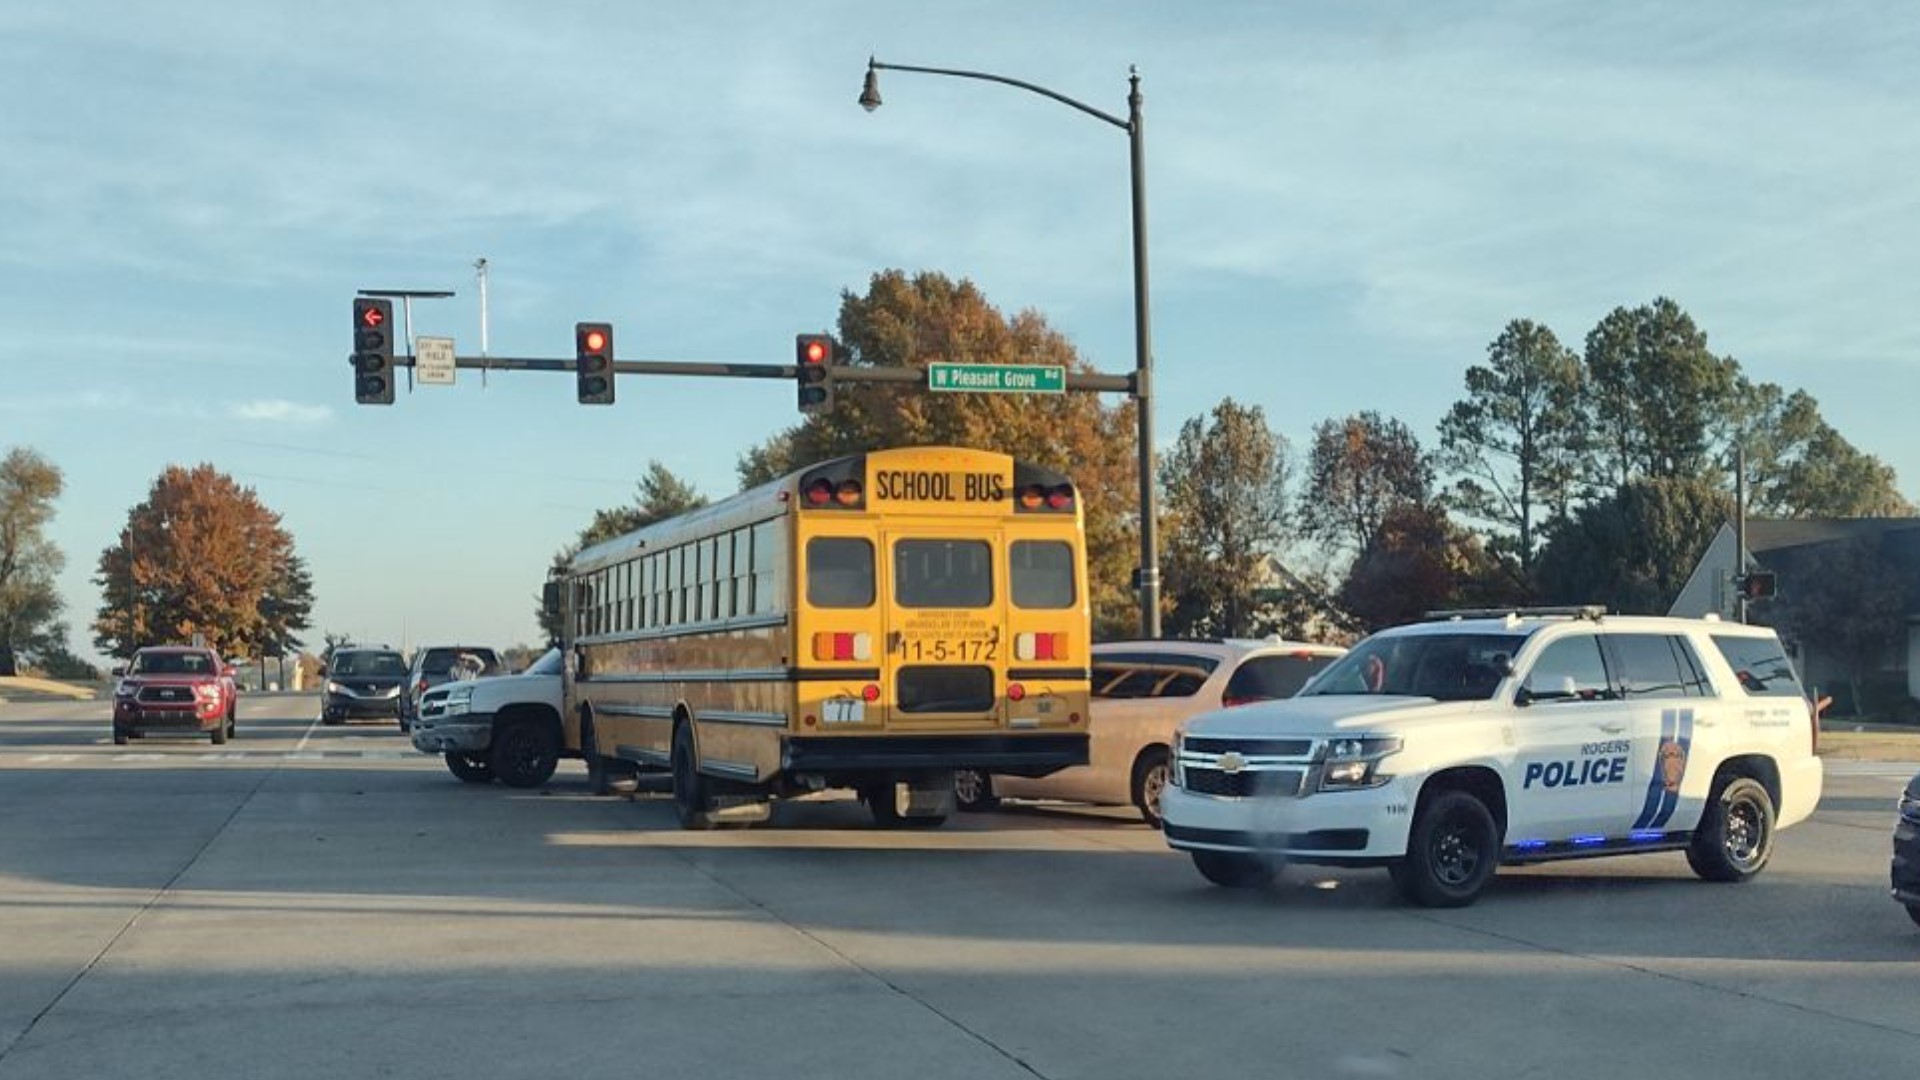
[796,333,836,414]
[1738,570,1777,601]
[352,298,395,405]
[576,322,614,405]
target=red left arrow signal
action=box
[360,305,386,328]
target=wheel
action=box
[671,723,716,830]
[226,712,237,740]
[1190,850,1276,888]
[1906,904,1920,929]
[399,717,411,734]
[322,714,343,727]
[211,720,228,745]
[1394,788,1500,907]
[582,718,640,796]
[112,730,129,746]
[1686,775,1775,882]
[1131,747,1172,829]
[954,769,999,812]
[445,752,494,784]
[489,718,560,789]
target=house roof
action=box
[1747,518,1920,553]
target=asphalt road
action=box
[1,694,1915,1079]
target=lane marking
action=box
[292,713,324,754]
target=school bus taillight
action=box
[1015,484,1075,512]
[812,632,872,662]
[1015,632,1069,661]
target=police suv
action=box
[1161,608,1823,907]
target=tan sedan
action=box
[956,638,1346,826]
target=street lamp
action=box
[861,58,1162,638]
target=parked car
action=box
[1162,608,1824,907]
[112,645,240,745]
[1893,771,1920,927]
[955,638,1346,826]
[321,646,410,725]
[400,644,503,732]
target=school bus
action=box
[556,445,1091,828]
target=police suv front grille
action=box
[1183,736,1313,756]
[1184,767,1305,798]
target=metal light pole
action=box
[861,59,1161,638]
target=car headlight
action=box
[325,681,342,695]
[1317,736,1403,792]
[114,681,138,699]
[1900,790,1920,824]
[441,686,475,716]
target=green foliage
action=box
[0,446,67,677]
[1436,319,1586,576]
[739,270,1141,637]
[1581,298,1734,490]
[1300,412,1431,558]
[91,464,306,660]
[1533,476,1733,613]
[1160,399,1293,638]
[1722,377,1914,518]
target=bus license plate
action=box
[824,697,865,724]
[899,638,999,662]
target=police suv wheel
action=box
[1905,904,1920,930]
[1396,789,1499,908]
[1686,775,1775,882]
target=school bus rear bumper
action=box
[783,733,1087,778]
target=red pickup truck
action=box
[112,646,240,745]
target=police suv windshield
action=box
[1302,632,1519,702]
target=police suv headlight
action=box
[441,686,475,717]
[1317,736,1402,792]
[1169,727,1187,788]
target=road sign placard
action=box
[416,337,456,385]
[927,362,1065,394]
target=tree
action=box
[0,447,67,676]
[1580,298,1734,490]
[91,464,308,659]
[1437,319,1587,578]
[1299,412,1431,559]
[1159,399,1293,638]
[1338,503,1520,633]
[1764,537,1913,716]
[534,461,709,643]
[738,270,1140,638]
[1532,476,1732,614]
[1718,377,1913,518]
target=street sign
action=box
[927,362,1065,394]
[416,336,456,385]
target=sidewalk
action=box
[1818,727,1920,763]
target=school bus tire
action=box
[671,722,717,830]
[582,715,638,796]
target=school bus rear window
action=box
[806,537,874,608]
[895,539,992,608]
[1010,540,1075,609]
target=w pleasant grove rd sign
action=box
[927,362,1065,394]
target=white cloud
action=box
[229,399,332,424]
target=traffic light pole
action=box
[362,353,1135,392]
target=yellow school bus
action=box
[557,446,1090,828]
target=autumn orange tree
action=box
[92,464,312,660]
[739,270,1142,637]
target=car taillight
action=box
[1221,695,1267,708]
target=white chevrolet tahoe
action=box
[409,647,568,789]
[1161,608,1823,907]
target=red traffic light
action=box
[804,339,827,364]
[797,334,833,366]
[582,328,607,353]
[360,305,386,328]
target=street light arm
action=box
[868,59,1131,132]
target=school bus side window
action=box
[896,539,992,608]
[807,537,875,608]
[1010,540,1075,609]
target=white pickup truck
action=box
[409,647,570,788]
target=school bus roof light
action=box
[834,480,863,507]
[1017,485,1046,510]
[804,478,835,506]
[1045,485,1074,511]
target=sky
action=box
[4,1,1919,663]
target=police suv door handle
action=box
[1595,723,1626,734]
